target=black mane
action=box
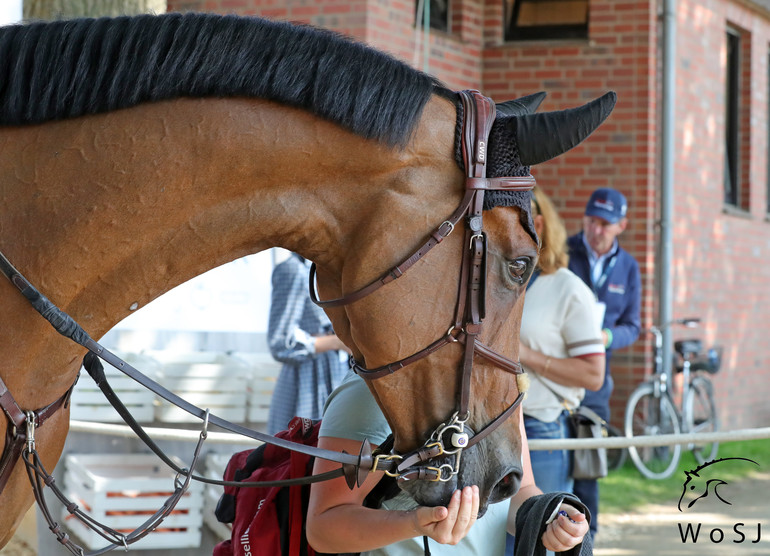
[0,12,443,147]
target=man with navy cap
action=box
[567,187,641,538]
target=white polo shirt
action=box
[520,268,605,422]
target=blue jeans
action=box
[573,478,598,537]
[524,411,574,493]
[576,373,613,537]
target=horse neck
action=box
[1,95,460,345]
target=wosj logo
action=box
[676,457,762,545]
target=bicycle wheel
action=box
[684,376,719,464]
[624,383,681,479]
[605,423,628,471]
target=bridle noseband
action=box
[310,90,535,483]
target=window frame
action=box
[725,27,741,207]
[415,0,451,34]
[504,0,589,42]
[767,49,770,215]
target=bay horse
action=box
[0,12,615,547]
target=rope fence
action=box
[70,420,770,450]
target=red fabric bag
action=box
[213,417,320,556]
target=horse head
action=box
[315,90,616,512]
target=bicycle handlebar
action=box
[649,317,720,375]
[649,317,703,366]
[649,317,700,335]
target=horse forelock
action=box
[0,12,439,147]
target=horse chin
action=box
[398,472,459,510]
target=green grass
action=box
[599,438,769,515]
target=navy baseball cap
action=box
[584,188,628,223]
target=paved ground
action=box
[595,471,770,555]
[3,473,769,555]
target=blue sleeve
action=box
[608,255,641,351]
[319,373,391,445]
[267,259,316,365]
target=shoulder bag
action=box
[531,373,608,480]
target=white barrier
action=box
[69,420,770,450]
[528,426,770,450]
[69,420,262,446]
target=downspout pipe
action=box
[660,0,676,375]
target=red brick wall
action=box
[674,0,770,429]
[168,0,482,88]
[170,0,369,40]
[167,0,770,431]
[481,0,659,426]
[485,0,770,430]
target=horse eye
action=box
[507,258,531,284]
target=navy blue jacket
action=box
[568,232,641,415]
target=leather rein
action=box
[0,90,534,554]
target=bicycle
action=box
[624,318,722,479]
[605,421,628,471]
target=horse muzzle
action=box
[395,443,523,517]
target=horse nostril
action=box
[489,469,522,504]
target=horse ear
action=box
[514,91,617,166]
[496,91,547,117]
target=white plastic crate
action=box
[62,453,203,550]
[230,352,281,424]
[147,351,251,423]
[202,452,233,541]
[70,352,159,423]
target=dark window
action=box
[725,29,740,206]
[415,0,450,33]
[504,0,589,41]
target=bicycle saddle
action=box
[691,347,722,374]
[674,339,702,358]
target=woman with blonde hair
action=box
[519,187,606,494]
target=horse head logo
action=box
[677,457,759,512]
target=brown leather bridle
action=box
[310,89,535,482]
[0,89,536,553]
[0,377,74,492]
